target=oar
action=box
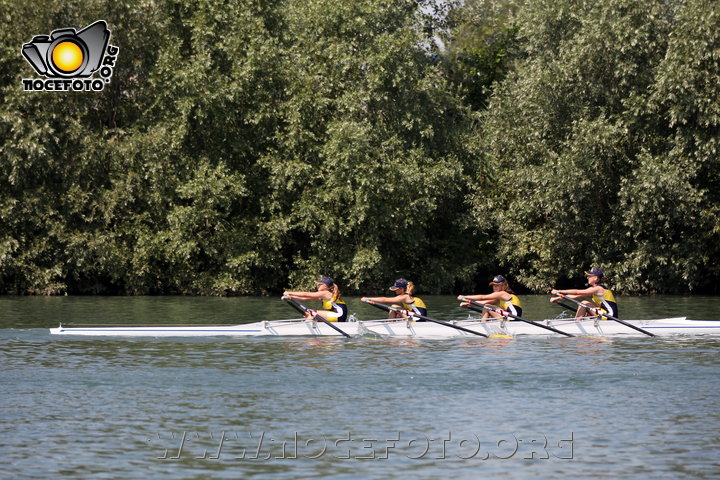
[460,298,574,337]
[553,294,656,337]
[555,301,579,314]
[363,299,489,338]
[282,297,351,338]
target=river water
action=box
[1,295,719,479]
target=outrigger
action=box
[48,295,720,338]
[49,316,720,337]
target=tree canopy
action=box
[1,0,718,295]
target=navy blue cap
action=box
[315,276,335,287]
[489,275,507,285]
[584,268,605,278]
[389,278,408,291]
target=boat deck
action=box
[48,317,720,338]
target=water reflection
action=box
[561,336,614,357]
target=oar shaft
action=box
[463,304,488,315]
[282,298,351,338]
[554,294,655,337]
[556,301,578,313]
[461,298,574,337]
[365,300,488,338]
[284,298,307,316]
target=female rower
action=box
[550,267,618,319]
[457,275,523,319]
[361,278,428,320]
[282,276,348,322]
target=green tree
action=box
[442,0,521,111]
[0,0,482,295]
[612,0,720,292]
[264,0,480,293]
[0,0,289,294]
[469,0,720,292]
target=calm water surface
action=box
[1,296,719,479]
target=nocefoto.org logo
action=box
[21,20,119,92]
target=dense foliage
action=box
[1,0,718,295]
[469,0,720,292]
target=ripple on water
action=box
[2,303,720,479]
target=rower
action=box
[361,278,428,320]
[550,267,619,320]
[282,276,348,322]
[457,275,523,320]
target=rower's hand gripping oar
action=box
[363,299,489,338]
[282,297,351,338]
[552,293,656,337]
[460,298,574,337]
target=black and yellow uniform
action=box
[498,294,523,318]
[591,286,618,319]
[402,296,428,320]
[321,298,348,322]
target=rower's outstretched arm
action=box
[550,287,598,302]
[360,295,409,304]
[457,292,505,304]
[283,291,327,301]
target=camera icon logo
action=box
[23,20,109,77]
[21,20,119,92]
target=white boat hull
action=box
[48,317,720,338]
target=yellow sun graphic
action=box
[51,41,83,73]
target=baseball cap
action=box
[389,278,408,291]
[315,276,335,287]
[489,275,507,285]
[584,268,604,278]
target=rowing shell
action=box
[48,317,720,337]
